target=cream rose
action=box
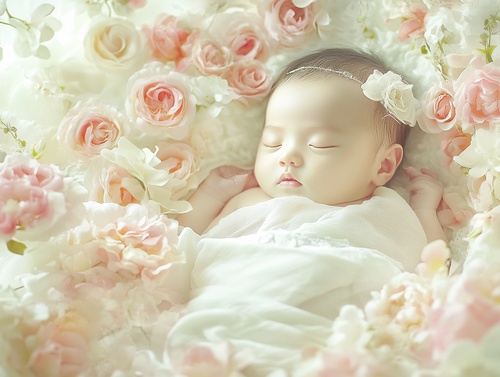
[126,63,196,139]
[156,142,200,199]
[224,59,272,99]
[58,100,129,161]
[88,165,144,206]
[84,17,146,71]
[362,70,418,126]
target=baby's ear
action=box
[373,143,404,186]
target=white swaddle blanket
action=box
[166,187,427,376]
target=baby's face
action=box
[254,76,383,206]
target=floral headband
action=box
[287,66,418,127]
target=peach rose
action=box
[84,17,146,71]
[398,7,427,41]
[142,14,191,63]
[58,100,129,161]
[437,192,473,230]
[88,165,143,206]
[439,127,471,169]
[156,142,199,199]
[192,38,233,76]
[96,203,180,281]
[209,11,270,62]
[263,0,317,47]
[417,84,457,133]
[126,64,196,139]
[224,59,272,99]
[454,61,500,132]
[28,322,90,377]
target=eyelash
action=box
[309,145,336,149]
[263,144,336,150]
[263,143,281,149]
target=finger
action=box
[403,166,421,178]
[244,172,259,190]
[420,168,439,180]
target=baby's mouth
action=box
[278,173,302,187]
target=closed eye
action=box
[263,143,281,149]
[309,145,337,149]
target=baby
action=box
[168,48,446,376]
[177,47,445,245]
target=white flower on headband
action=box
[361,70,418,127]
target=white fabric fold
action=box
[166,187,427,375]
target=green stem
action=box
[103,0,113,16]
[0,117,26,150]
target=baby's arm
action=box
[176,166,257,234]
[404,166,448,243]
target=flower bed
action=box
[0,0,499,375]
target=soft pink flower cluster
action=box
[295,240,500,376]
[391,0,500,213]
[0,153,86,242]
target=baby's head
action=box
[254,47,416,206]
[271,48,410,148]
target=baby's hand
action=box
[199,165,258,204]
[404,166,444,211]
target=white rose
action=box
[361,70,417,126]
[84,17,146,71]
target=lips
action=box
[278,173,302,187]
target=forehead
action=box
[266,77,375,127]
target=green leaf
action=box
[7,239,26,255]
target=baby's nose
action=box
[279,147,303,167]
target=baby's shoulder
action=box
[228,187,272,211]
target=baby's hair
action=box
[271,48,410,148]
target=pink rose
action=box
[142,14,192,63]
[58,100,129,161]
[439,127,471,169]
[398,7,427,41]
[209,11,270,62]
[192,38,233,76]
[0,154,86,242]
[127,64,196,139]
[263,0,317,47]
[224,59,272,99]
[156,142,199,199]
[88,165,143,206]
[454,60,500,132]
[417,84,457,133]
